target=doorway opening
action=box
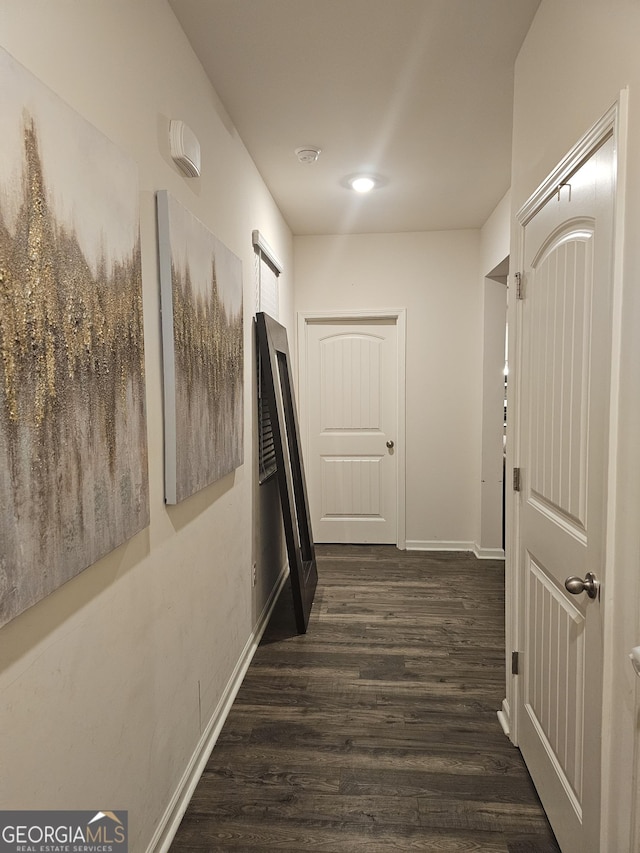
[480,259,508,558]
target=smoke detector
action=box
[295,146,321,164]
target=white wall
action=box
[0,3,290,850]
[481,190,511,277]
[293,231,483,549]
[509,2,640,849]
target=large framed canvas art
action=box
[156,191,243,503]
[0,48,149,628]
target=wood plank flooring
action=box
[170,545,560,852]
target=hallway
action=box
[170,546,560,851]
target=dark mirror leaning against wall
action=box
[256,312,318,633]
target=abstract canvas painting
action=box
[0,48,149,628]
[157,191,243,503]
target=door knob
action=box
[564,572,599,599]
[386,440,394,449]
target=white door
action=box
[302,318,399,544]
[516,132,615,852]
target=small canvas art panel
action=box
[157,191,244,503]
[0,47,149,628]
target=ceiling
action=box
[169,0,541,236]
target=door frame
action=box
[297,309,407,550]
[504,96,628,849]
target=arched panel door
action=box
[516,131,615,853]
[305,319,399,544]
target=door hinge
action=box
[513,467,522,492]
[514,271,524,300]
[512,651,520,675]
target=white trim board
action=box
[405,540,474,552]
[406,541,504,560]
[474,545,505,560]
[497,698,511,737]
[147,563,289,853]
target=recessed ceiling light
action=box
[350,176,376,193]
[342,173,386,193]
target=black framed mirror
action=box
[256,312,318,633]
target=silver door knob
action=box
[564,572,599,599]
[386,440,394,449]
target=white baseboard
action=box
[497,697,511,737]
[147,563,289,853]
[405,540,475,552]
[404,541,504,560]
[473,544,505,560]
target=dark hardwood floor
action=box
[170,545,560,852]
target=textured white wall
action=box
[293,231,483,548]
[0,2,290,850]
[510,2,640,849]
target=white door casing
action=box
[511,109,620,853]
[298,311,406,546]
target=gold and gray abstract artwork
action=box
[157,191,243,504]
[0,48,149,627]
